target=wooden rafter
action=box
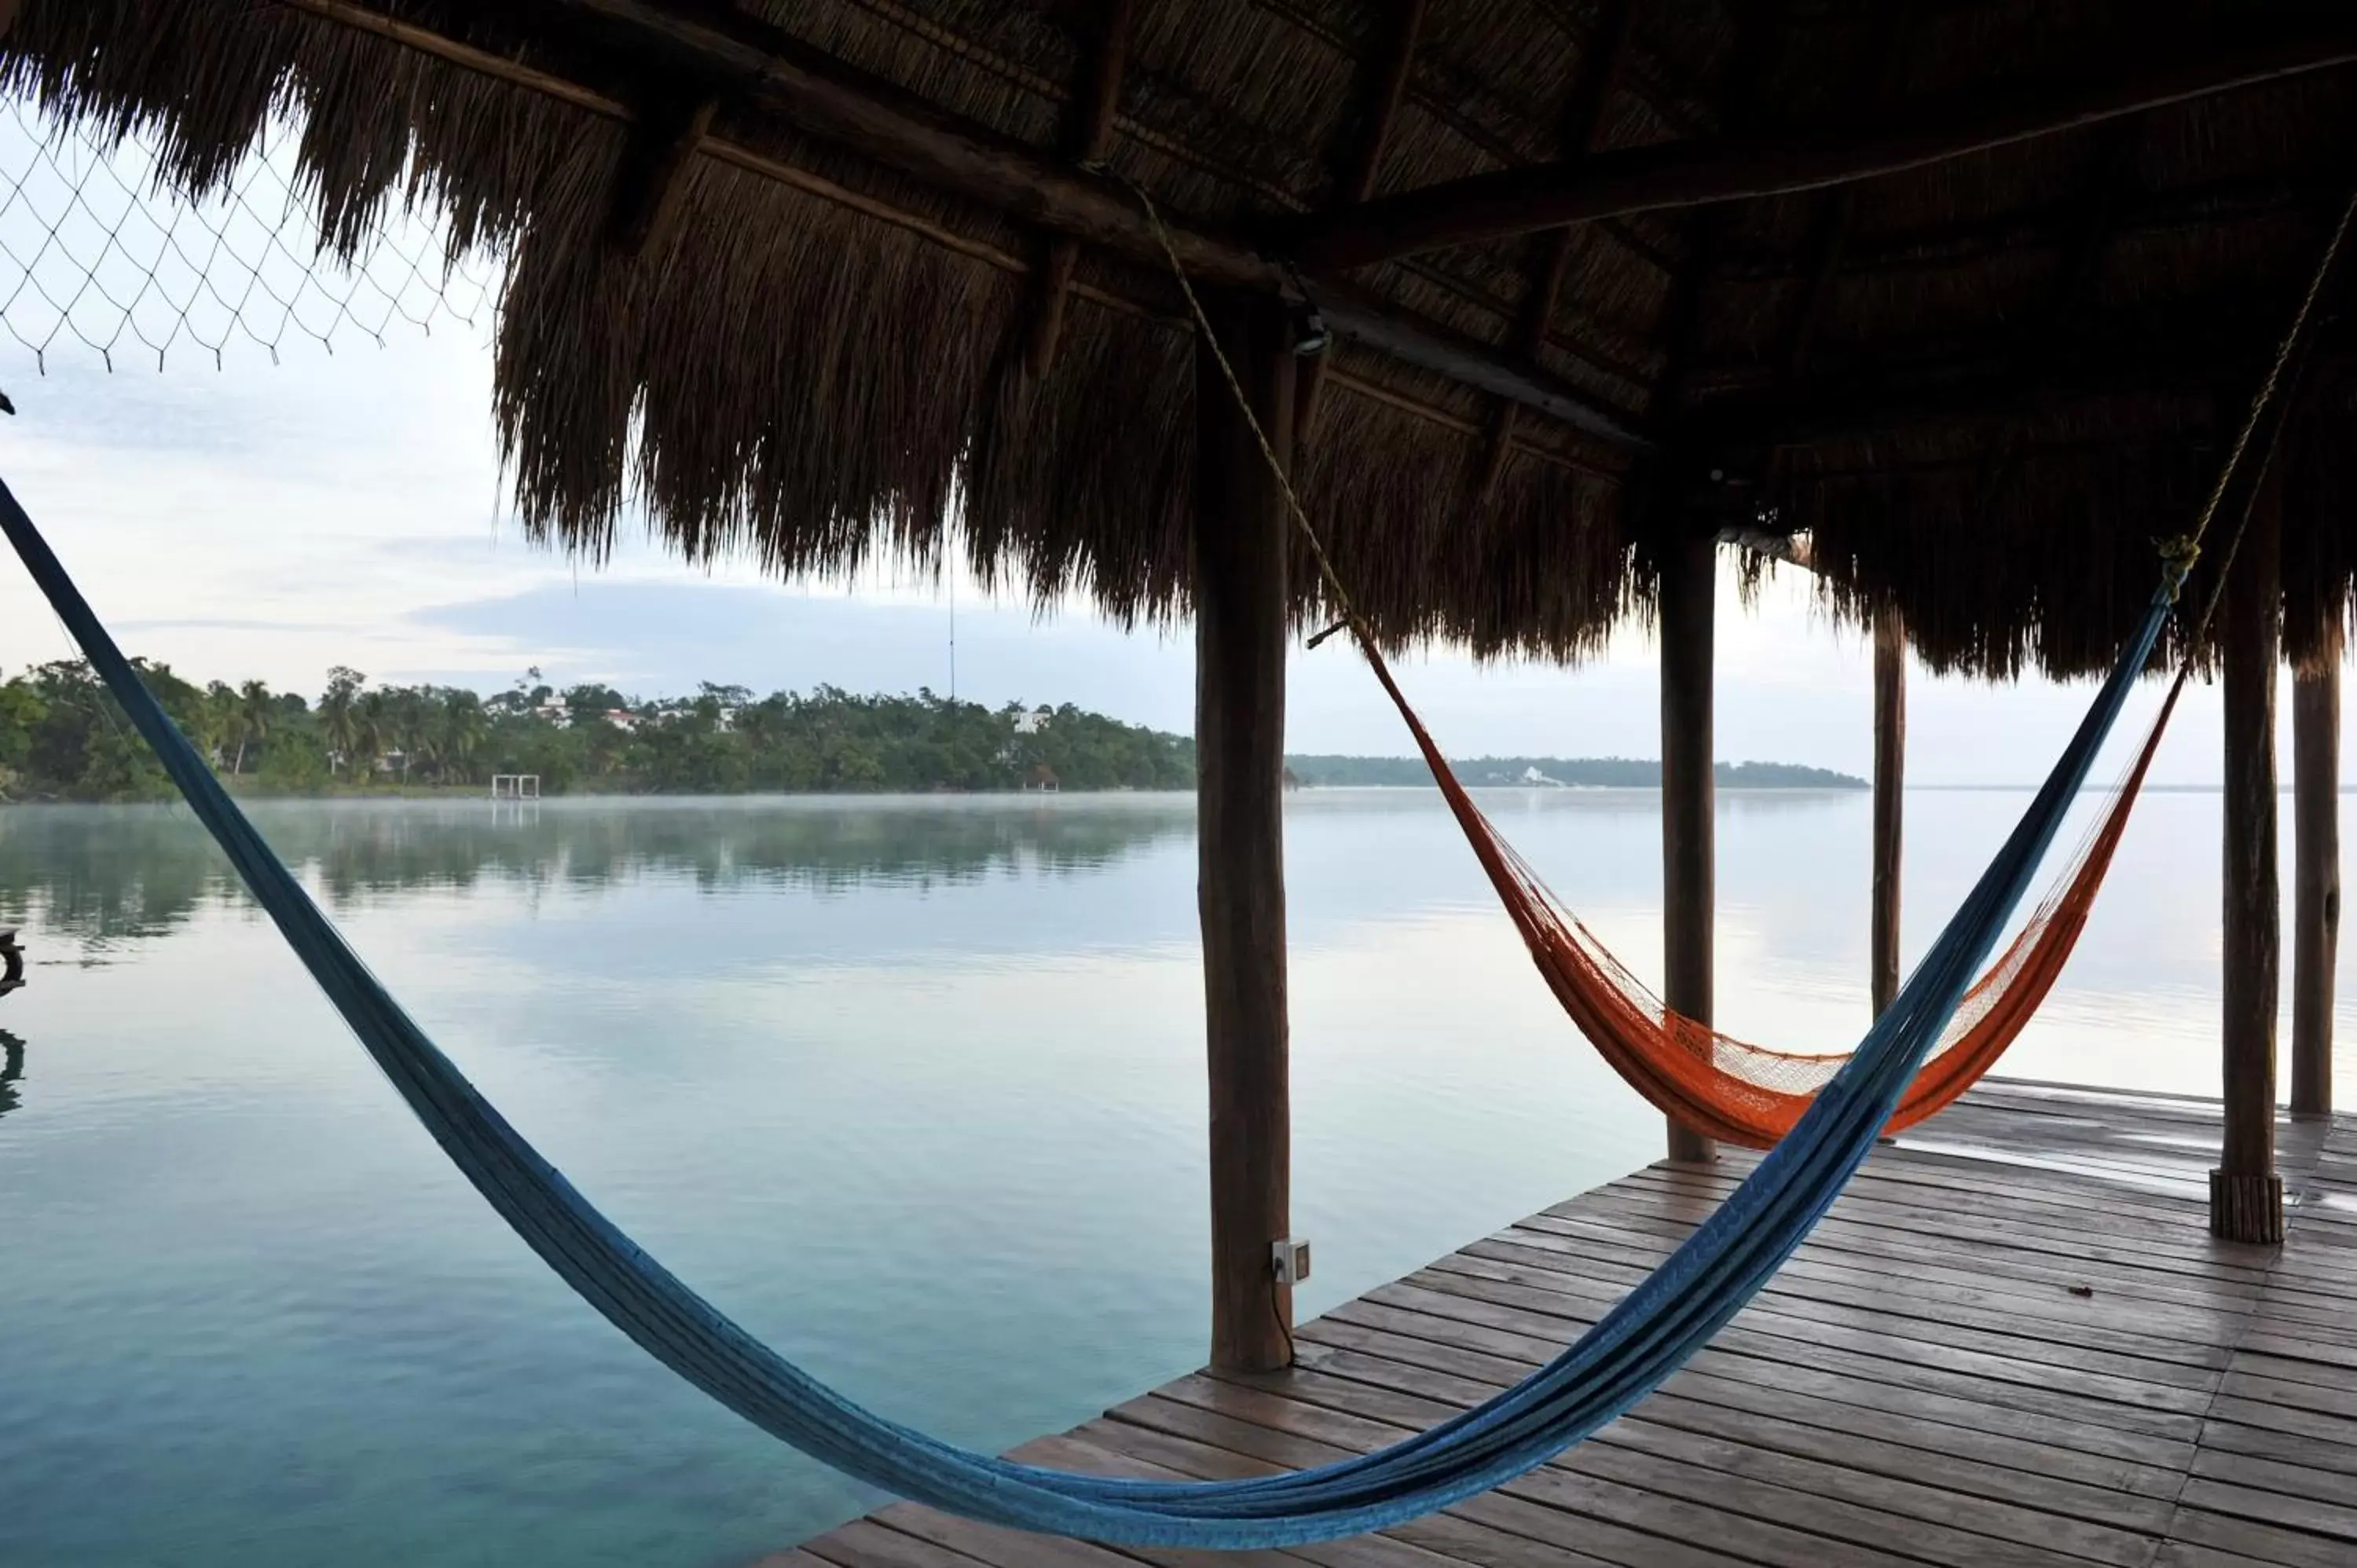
[1682,345,2227,452]
[279,0,1649,449]
[2047,130,2146,321]
[1296,0,1427,445]
[1773,196,1856,388]
[1648,0,1795,434]
[1335,0,1426,207]
[606,91,718,258]
[834,0,1692,297]
[1025,0,1138,378]
[1769,9,1918,398]
[1713,171,2333,288]
[1249,0,1689,280]
[1292,23,2357,270]
[1469,0,1636,507]
[1948,126,2143,533]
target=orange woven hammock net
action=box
[1362,650,2183,1151]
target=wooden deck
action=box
[775,1082,2357,1568]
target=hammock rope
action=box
[1134,177,2356,1150]
[0,181,2333,1553]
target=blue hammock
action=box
[0,474,2176,1548]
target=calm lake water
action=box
[1,787,2348,1567]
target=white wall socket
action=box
[1271,1236,1311,1288]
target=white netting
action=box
[0,98,496,374]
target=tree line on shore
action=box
[0,661,1195,801]
[0,659,1867,805]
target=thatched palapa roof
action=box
[9,1,2357,676]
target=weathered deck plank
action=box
[786,1083,2357,1567]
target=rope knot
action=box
[2155,535,2201,600]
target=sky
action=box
[0,114,2325,787]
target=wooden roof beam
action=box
[1769,9,1918,398]
[605,91,719,258]
[1684,358,2224,452]
[1291,23,2357,271]
[1714,172,2328,284]
[1025,0,1138,379]
[1645,0,1794,433]
[284,0,1650,450]
[1471,0,1636,507]
[1297,0,1427,443]
[544,0,1647,446]
[1333,0,1426,207]
[1948,127,2144,534]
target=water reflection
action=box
[0,1029,22,1120]
[0,797,1199,947]
[3,784,2339,1568]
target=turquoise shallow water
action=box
[0,788,2345,1567]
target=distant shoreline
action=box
[2,781,2296,808]
[1285,756,1867,789]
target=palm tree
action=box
[201,681,241,771]
[409,719,442,782]
[355,691,390,779]
[442,691,486,785]
[232,679,272,775]
[387,688,427,784]
[319,669,365,775]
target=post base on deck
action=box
[1666,1120,1717,1163]
[2209,1170,2285,1244]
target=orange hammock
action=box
[1362,647,2187,1150]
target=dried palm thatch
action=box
[6,0,2357,676]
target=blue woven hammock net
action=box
[0,475,2175,1549]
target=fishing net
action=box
[0,99,491,374]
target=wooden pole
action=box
[1194,295,1296,1372]
[1661,528,1717,1163]
[2214,466,2285,1243]
[1872,608,1907,1018]
[2293,640,2341,1119]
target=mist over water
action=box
[0,789,2342,1566]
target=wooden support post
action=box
[1194,295,1296,1372]
[2214,468,2285,1243]
[2293,643,2341,1119]
[1871,608,1906,1018]
[1645,2,1783,1171]
[1661,528,1717,1163]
